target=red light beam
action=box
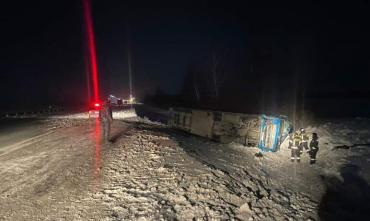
[83,0,100,103]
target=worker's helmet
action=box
[300,128,305,133]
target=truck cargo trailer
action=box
[168,108,292,152]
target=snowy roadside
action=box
[49,109,137,120]
[92,117,370,220]
[0,117,369,220]
[304,118,370,181]
[89,120,318,220]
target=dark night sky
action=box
[1,1,369,115]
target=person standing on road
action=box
[288,129,294,149]
[290,131,301,162]
[309,133,319,164]
[299,128,310,154]
[99,101,113,142]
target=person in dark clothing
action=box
[107,100,113,119]
[309,133,319,164]
[99,101,113,142]
[288,130,294,149]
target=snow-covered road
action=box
[0,117,369,220]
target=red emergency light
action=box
[91,101,101,110]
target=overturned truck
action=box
[168,108,292,152]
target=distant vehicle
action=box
[88,101,101,118]
[88,95,135,118]
[108,95,123,106]
[108,94,135,106]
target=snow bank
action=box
[50,109,137,120]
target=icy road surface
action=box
[0,117,370,220]
[0,119,46,148]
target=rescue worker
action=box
[299,128,309,154]
[290,131,301,162]
[107,99,113,119]
[288,128,294,149]
[99,101,113,142]
[309,133,319,164]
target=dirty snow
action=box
[0,117,369,220]
[50,109,137,120]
